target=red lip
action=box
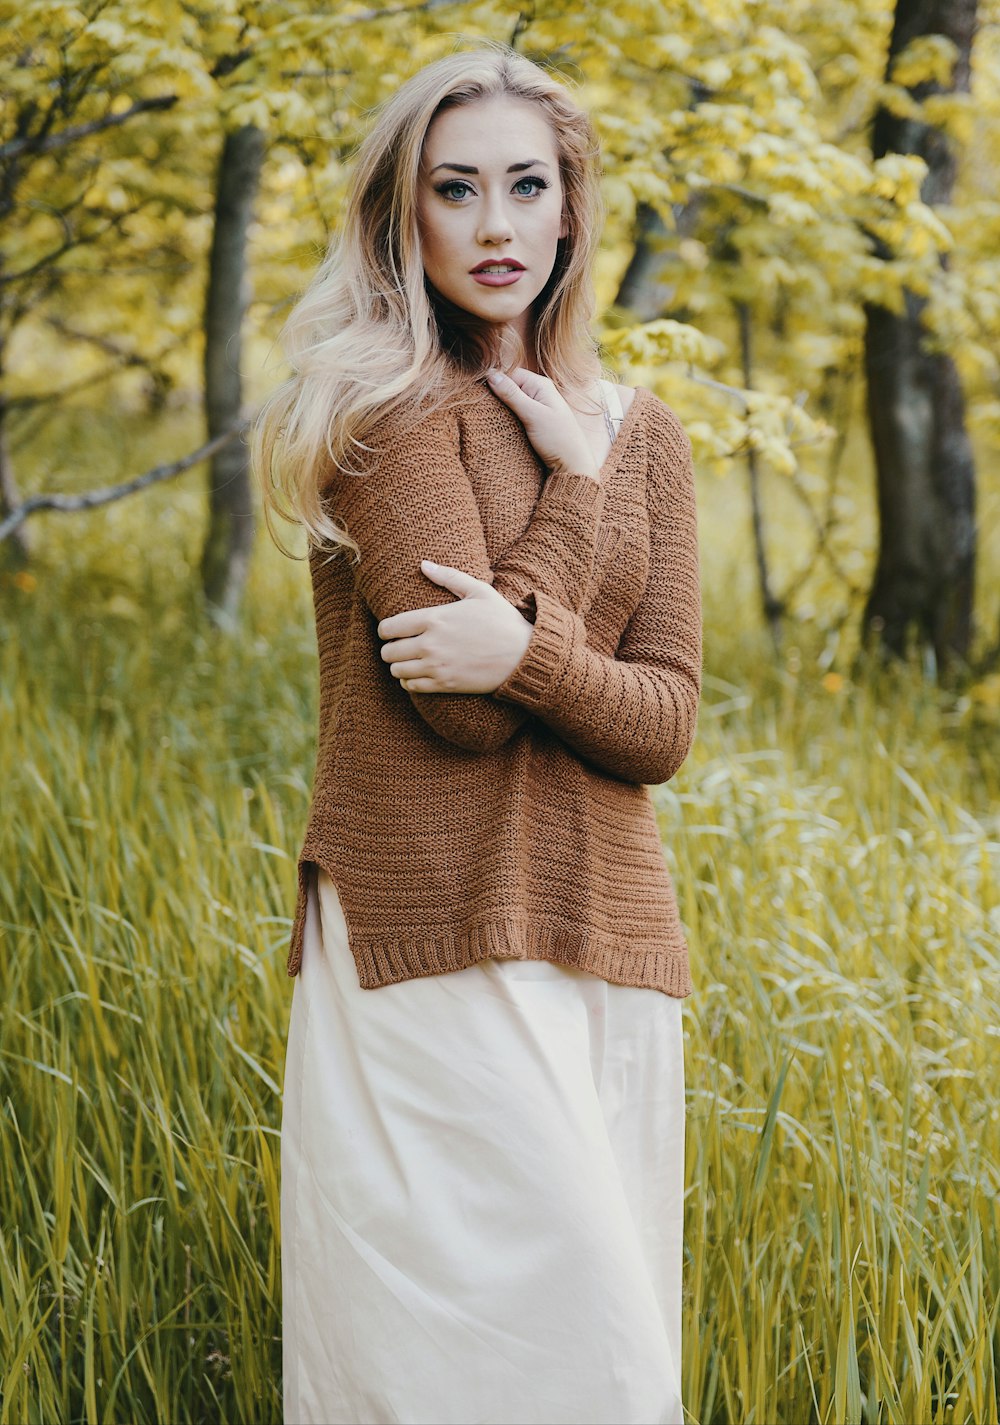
[470,260,525,273]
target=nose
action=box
[476,191,515,247]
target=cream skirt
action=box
[280,867,686,1425]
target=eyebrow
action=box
[429,160,551,175]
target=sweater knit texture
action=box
[286,376,702,996]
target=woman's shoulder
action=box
[637,387,691,449]
[617,383,639,419]
[599,381,684,443]
[363,388,462,448]
[597,377,637,419]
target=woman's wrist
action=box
[545,454,601,483]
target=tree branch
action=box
[0,94,178,166]
[5,316,198,414]
[0,194,166,286]
[0,422,247,543]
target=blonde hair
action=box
[251,40,606,561]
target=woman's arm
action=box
[325,397,610,751]
[491,399,702,786]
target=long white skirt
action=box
[280,867,686,1425]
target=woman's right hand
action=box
[485,367,601,481]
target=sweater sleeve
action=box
[491,399,702,786]
[324,396,609,752]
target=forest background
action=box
[1,2,998,1423]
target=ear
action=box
[558,211,569,240]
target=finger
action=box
[380,635,423,662]
[420,558,488,595]
[390,659,426,679]
[485,369,548,411]
[377,609,429,639]
[504,367,557,403]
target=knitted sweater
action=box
[285,376,702,996]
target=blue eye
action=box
[437,180,473,201]
[513,176,549,196]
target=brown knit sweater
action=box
[285,376,701,996]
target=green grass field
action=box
[2,403,998,1424]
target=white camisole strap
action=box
[599,378,625,428]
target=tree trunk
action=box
[736,300,784,653]
[860,0,978,676]
[201,123,265,627]
[614,196,705,321]
[0,326,31,567]
[614,80,709,319]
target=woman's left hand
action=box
[376,560,533,693]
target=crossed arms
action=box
[323,394,702,786]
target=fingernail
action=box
[422,558,436,568]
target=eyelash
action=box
[434,176,551,203]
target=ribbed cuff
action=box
[535,469,606,522]
[494,589,582,710]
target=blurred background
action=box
[2,3,998,1423]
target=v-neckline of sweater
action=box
[596,384,648,479]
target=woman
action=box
[253,39,701,1425]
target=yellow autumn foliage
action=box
[1,0,998,492]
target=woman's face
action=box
[415,94,568,357]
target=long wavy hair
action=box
[251,41,607,561]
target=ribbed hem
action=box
[493,589,581,708]
[285,856,692,998]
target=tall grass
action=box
[2,403,998,1424]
